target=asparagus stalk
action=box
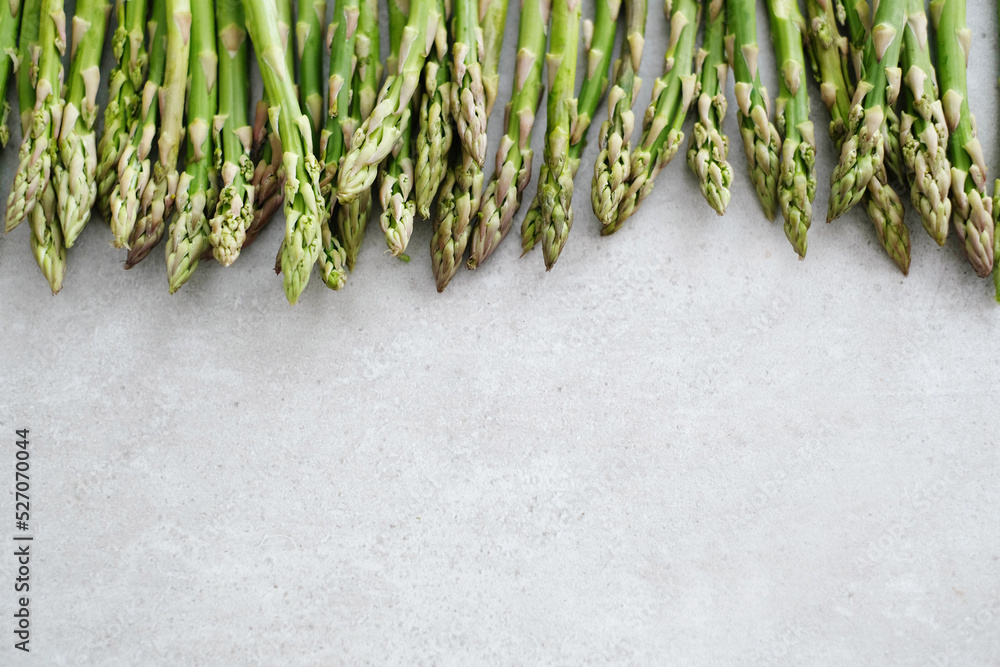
[686,0,731,215]
[833,0,909,274]
[13,0,39,139]
[96,0,149,220]
[164,0,218,292]
[380,0,416,258]
[316,0,359,288]
[0,0,22,146]
[899,0,950,246]
[933,0,992,278]
[17,0,66,294]
[593,0,648,230]
[334,0,380,271]
[804,0,852,148]
[245,0,294,244]
[245,0,327,304]
[522,0,619,267]
[5,0,63,235]
[382,177,418,247]
[450,0,488,167]
[110,0,167,248]
[826,0,904,222]
[296,0,326,148]
[53,0,110,249]
[608,0,697,231]
[727,0,779,220]
[431,144,483,290]
[125,0,191,267]
[767,0,816,258]
[337,0,441,204]
[468,0,548,269]
[480,0,509,116]
[431,0,513,287]
[208,0,254,266]
[414,0,452,217]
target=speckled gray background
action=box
[2,0,999,664]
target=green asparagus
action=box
[804,0,852,148]
[14,0,40,141]
[481,0,509,116]
[380,0,415,258]
[933,0,992,278]
[899,0,950,246]
[337,0,441,203]
[826,0,904,222]
[208,0,254,266]
[0,0,22,146]
[610,0,697,231]
[728,0,779,220]
[414,0,452,217]
[96,0,148,220]
[767,0,815,258]
[334,0,380,272]
[593,0,648,230]
[296,0,326,148]
[165,0,218,292]
[54,0,109,249]
[431,145,482,290]
[450,0,488,167]
[468,0,548,269]
[686,0,731,216]
[245,0,327,303]
[5,0,63,234]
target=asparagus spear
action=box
[124,0,191,267]
[431,0,513,287]
[316,0,359,288]
[28,0,65,293]
[379,0,416,258]
[414,0,452,217]
[208,0,254,266]
[0,0,22,146]
[480,0,509,116]
[245,0,326,304]
[334,0,380,272]
[727,0,779,220]
[804,0,852,148]
[899,0,950,246]
[522,0,619,267]
[245,0,294,244]
[826,0,904,222]
[5,0,63,235]
[833,0,909,274]
[431,144,483,290]
[96,0,149,220]
[53,0,110,249]
[766,0,815,258]
[468,0,548,270]
[336,0,441,204]
[686,0,731,216]
[164,0,218,292]
[14,0,64,292]
[450,0,488,167]
[13,0,39,140]
[109,0,167,248]
[296,0,326,148]
[933,0,992,278]
[593,0,648,230]
[608,0,697,231]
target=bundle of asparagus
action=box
[1,0,999,302]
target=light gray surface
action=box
[2,0,1000,664]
